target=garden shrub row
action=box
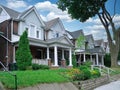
[32,64,49,70]
[64,61,101,81]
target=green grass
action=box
[0,69,69,89]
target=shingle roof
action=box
[18,6,34,18]
[94,39,103,46]
[45,18,59,30]
[86,47,105,54]
[68,30,84,39]
[85,34,94,42]
[1,5,20,19]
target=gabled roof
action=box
[0,5,20,19]
[86,46,105,54]
[46,36,73,46]
[45,18,59,30]
[18,6,34,18]
[85,34,94,42]
[68,30,84,39]
[94,39,103,46]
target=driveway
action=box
[94,80,120,90]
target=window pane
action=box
[36,31,39,38]
[30,25,35,37]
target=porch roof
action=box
[46,36,74,48]
[75,47,105,55]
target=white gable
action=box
[0,7,10,23]
[18,8,45,40]
[48,19,66,39]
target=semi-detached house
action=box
[0,5,73,68]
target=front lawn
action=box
[0,69,69,89]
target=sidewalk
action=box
[18,82,79,90]
[94,80,120,90]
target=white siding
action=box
[48,22,66,39]
[18,10,44,40]
[0,9,10,23]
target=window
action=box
[56,33,59,37]
[36,30,39,38]
[30,25,35,38]
[25,27,28,34]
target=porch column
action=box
[69,48,72,66]
[54,46,58,66]
[47,47,50,59]
[101,55,104,65]
[90,55,92,62]
[83,53,86,62]
[62,49,65,60]
[96,53,99,65]
[13,46,16,63]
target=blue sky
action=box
[0,0,120,40]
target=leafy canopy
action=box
[57,0,107,22]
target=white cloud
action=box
[35,1,73,22]
[7,0,27,8]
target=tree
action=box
[57,0,120,67]
[76,35,85,49]
[16,31,32,70]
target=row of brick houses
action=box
[0,5,109,69]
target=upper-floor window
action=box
[36,30,40,38]
[30,25,35,38]
[25,27,28,34]
[56,33,59,38]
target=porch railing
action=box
[32,59,48,65]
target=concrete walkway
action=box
[18,82,79,90]
[94,80,120,90]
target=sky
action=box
[0,0,120,41]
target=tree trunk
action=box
[111,50,118,67]
[110,42,119,67]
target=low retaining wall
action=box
[74,76,109,90]
[74,74,120,90]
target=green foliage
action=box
[32,64,40,70]
[16,31,32,70]
[83,61,92,68]
[81,69,91,80]
[91,69,101,78]
[0,69,69,89]
[72,54,77,68]
[57,0,107,22]
[76,35,85,49]
[32,64,49,70]
[104,54,111,67]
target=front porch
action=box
[75,47,105,66]
[30,45,72,68]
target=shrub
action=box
[82,69,91,80]
[79,65,88,70]
[16,31,32,70]
[39,65,49,69]
[32,64,40,70]
[65,68,80,80]
[83,61,92,68]
[32,64,49,70]
[79,65,91,80]
[72,54,77,68]
[91,69,101,78]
